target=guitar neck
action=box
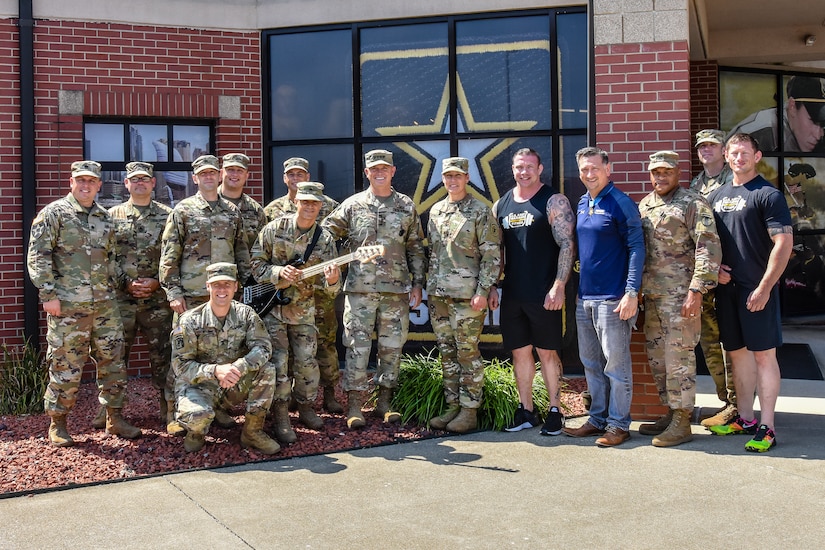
[297,252,360,280]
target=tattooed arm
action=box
[747,226,793,312]
[545,193,576,311]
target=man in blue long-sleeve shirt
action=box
[563,147,645,447]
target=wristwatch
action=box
[689,287,703,294]
[625,289,638,298]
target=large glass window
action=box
[720,69,825,315]
[83,120,214,208]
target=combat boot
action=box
[346,391,366,429]
[213,408,237,429]
[374,386,401,424]
[652,408,694,447]
[105,407,142,439]
[445,407,478,434]
[271,400,297,444]
[322,385,344,414]
[184,431,205,452]
[297,402,324,430]
[240,411,281,455]
[48,412,75,447]
[429,404,460,430]
[638,409,673,436]
[92,404,107,429]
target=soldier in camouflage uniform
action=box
[27,160,141,447]
[172,262,280,454]
[638,151,721,447]
[690,129,737,427]
[263,157,343,413]
[426,158,501,433]
[217,152,268,265]
[103,162,175,432]
[322,149,426,429]
[251,182,341,437]
[159,154,251,316]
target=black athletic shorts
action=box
[715,282,782,352]
[500,299,562,351]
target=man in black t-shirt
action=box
[492,148,576,435]
[706,133,793,453]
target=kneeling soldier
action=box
[172,262,280,454]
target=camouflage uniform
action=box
[172,300,275,433]
[639,186,721,409]
[159,193,251,307]
[427,194,501,409]
[263,193,342,390]
[251,213,341,403]
[109,198,174,401]
[221,191,268,262]
[322,188,426,391]
[27,193,128,413]
[690,164,736,405]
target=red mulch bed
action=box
[0,377,587,497]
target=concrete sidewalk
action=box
[1,374,824,549]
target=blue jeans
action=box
[575,298,634,431]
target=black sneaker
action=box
[505,404,540,432]
[540,406,565,436]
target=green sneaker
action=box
[745,424,777,453]
[708,415,757,436]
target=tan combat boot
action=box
[297,402,324,430]
[184,431,206,452]
[429,404,460,430]
[374,386,401,423]
[346,391,366,429]
[92,404,107,429]
[48,412,75,447]
[652,408,694,447]
[240,411,281,455]
[445,407,478,433]
[322,385,344,414]
[271,400,297,444]
[638,410,673,436]
[700,403,738,427]
[105,407,142,439]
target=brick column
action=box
[593,1,692,420]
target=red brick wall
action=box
[0,21,23,348]
[594,40,692,420]
[689,60,720,177]
[6,20,262,377]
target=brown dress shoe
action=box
[596,426,630,447]
[563,421,606,438]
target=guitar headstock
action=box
[354,245,385,263]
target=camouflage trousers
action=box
[314,289,341,388]
[264,314,318,403]
[643,295,700,409]
[118,295,173,401]
[699,290,736,405]
[429,296,485,409]
[43,300,128,414]
[342,291,409,392]
[176,361,278,433]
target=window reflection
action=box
[271,144,355,203]
[85,124,124,161]
[557,12,588,129]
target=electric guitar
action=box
[243,245,385,317]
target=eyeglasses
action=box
[128,176,152,183]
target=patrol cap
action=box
[71,160,102,179]
[694,129,725,147]
[648,150,680,171]
[222,153,250,170]
[442,157,469,174]
[295,181,325,202]
[206,262,238,283]
[125,161,153,178]
[365,149,393,168]
[192,155,220,174]
[787,76,825,125]
[283,157,309,173]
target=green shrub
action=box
[0,339,46,416]
[388,351,560,431]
